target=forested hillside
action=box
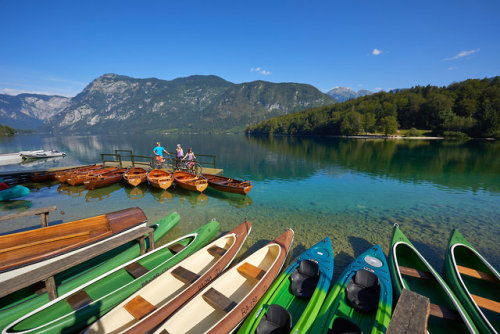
[0,124,16,136]
[247,77,500,138]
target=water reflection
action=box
[205,188,253,208]
[57,184,86,197]
[149,188,174,203]
[124,185,146,200]
[85,183,122,202]
[0,200,32,212]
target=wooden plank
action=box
[429,303,461,321]
[470,294,500,313]
[0,232,90,254]
[124,295,156,320]
[0,226,154,298]
[207,245,227,259]
[125,262,149,279]
[40,213,49,227]
[138,236,146,255]
[0,206,57,222]
[387,289,430,334]
[399,266,434,280]
[45,276,58,301]
[172,266,200,284]
[168,243,186,254]
[457,265,497,282]
[148,229,155,252]
[202,288,237,313]
[66,290,93,310]
[237,262,266,281]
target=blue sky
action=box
[1,0,499,97]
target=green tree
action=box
[379,116,399,135]
[340,111,362,135]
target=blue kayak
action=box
[0,185,30,201]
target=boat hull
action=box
[0,207,147,273]
[84,168,127,190]
[123,167,148,187]
[147,169,173,190]
[389,226,478,333]
[311,244,392,334]
[174,171,208,192]
[444,229,500,334]
[204,173,252,195]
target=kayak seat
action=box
[256,304,292,334]
[328,317,362,334]
[208,245,227,258]
[290,260,320,299]
[238,262,266,281]
[124,295,156,320]
[346,269,380,313]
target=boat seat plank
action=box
[237,262,266,281]
[429,303,461,321]
[66,290,93,310]
[172,266,200,284]
[202,288,237,313]
[207,245,227,258]
[168,243,186,254]
[470,294,500,313]
[457,265,497,282]
[125,262,149,279]
[124,295,156,320]
[0,232,90,254]
[399,266,434,280]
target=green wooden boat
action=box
[0,212,180,332]
[3,220,219,334]
[311,244,392,334]
[444,229,500,333]
[389,225,479,333]
[237,237,334,334]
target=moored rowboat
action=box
[123,167,148,187]
[239,237,333,334]
[84,168,127,190]
[153,228,294,334]
[0,207,147,273]
[147,169,173,190]
[86,220,252,334]
[203,173,252,195]
[389,225,478,333]
[67,167,117,186]
[174,170,208,193]
[444,229,500,334]
[55,165,101,183]
[310,244,392,334]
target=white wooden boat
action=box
[153,228,294,334]
[84,221,252,334]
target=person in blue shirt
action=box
[153,142,170,168]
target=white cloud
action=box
[372,48,382,56]
[250,67,271,75]
[375,87,383,91]
[448,67,457,71]
[444,49,480,61]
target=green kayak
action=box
[444,229,499,333]
[389,225,478,333]
[0,212,180,332]
[237,237,334,334]
[3,219,219,333]
[311,244,392,334]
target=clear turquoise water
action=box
[1,134,499,274]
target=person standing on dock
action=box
[175,144,184,170]
[153,142,170,168]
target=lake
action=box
[1,133,499,275]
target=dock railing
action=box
[102,150,216,170]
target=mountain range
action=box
[0,74,336,133]
[326,87,372,102]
